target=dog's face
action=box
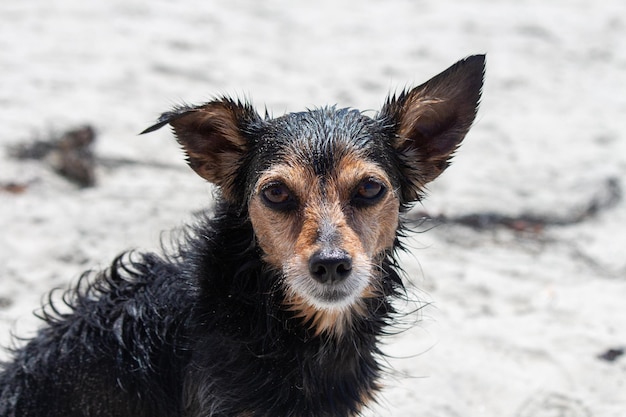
[247,109,402,332]
[143,55,485,336]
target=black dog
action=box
[0,55,484,417]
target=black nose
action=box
[309,249,352,284]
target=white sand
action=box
[1,0,625,415]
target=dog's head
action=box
[143,55,484,336]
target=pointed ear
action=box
[142,98,262,201]
[380,55,485,202]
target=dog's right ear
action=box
[141,98,261,201]
[379,55,485,203]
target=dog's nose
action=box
[309,249,352,284]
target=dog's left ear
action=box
[142,98,262,201]
[379,55,485,202]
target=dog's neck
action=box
[180,202,401,417]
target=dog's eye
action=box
[357,180,383,199]
[353,179,386,207]
[261,183,296,210]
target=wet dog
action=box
[0,55,484,417]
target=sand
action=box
[1,0,625,415]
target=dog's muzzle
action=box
[308,248,352,284]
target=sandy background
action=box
[1,0,625,415]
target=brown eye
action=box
[357,180,383,199]
[261,183,296,210]
[353,179,386,207]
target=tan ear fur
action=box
[380,55,485,202]
[144,98,261,201]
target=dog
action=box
[0,55,484,417]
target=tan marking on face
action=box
[248,162,315,268]
[248,149,400,337]
[332,153,400,257]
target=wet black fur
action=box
[0,204,402,417]
[0,55,484,417]
[0,109,404,417]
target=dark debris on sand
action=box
[412,177,621,234]
[9,125,97,188]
